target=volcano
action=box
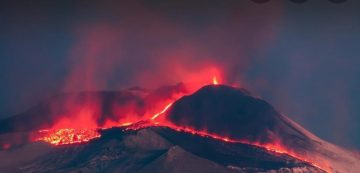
[0,84,359,173]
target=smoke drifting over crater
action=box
[1,0,360,149]
[59,1,282,93]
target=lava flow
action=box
[35,75,220,146]
[142,124,330,172]
[33,75,330,172]
[37,128,101,145]
[150,103,173,121]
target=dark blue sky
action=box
[0,0,359,148]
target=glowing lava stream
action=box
[171,127,329,172]
[35,77,330,172]
[37,128,101,145]
[146,98,330,172]
[150,103,173,120]
[35,99,330,172]
[36,76,220,146]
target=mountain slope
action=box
[0,127,324,173]
[0,84,359,172]
[165,85,360,172]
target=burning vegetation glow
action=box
[32,73,330,172]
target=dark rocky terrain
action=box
[0,84,359,172]
[0,126,324,173]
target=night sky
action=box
[0,0,360,149]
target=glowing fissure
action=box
[34,76,330,172]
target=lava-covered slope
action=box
[0,84,359,172]
[0,127,324,173]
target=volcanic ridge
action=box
[0,84,359,173]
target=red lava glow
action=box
[35,102,173,146]
[34,104,330,172]
[212,76,219,85]
[150,103,173,120]
[119,122,133,126]
[137,123,330,173]
[256,142,330,172]
[34,74,330,172]
[37,129,101,145]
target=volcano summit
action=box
[0,84,359,173]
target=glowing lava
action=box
[37,128,101,145]
[132,123,330,173]
[212,76,219,85]
[150,103,173,120]
[34,75,330,172]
